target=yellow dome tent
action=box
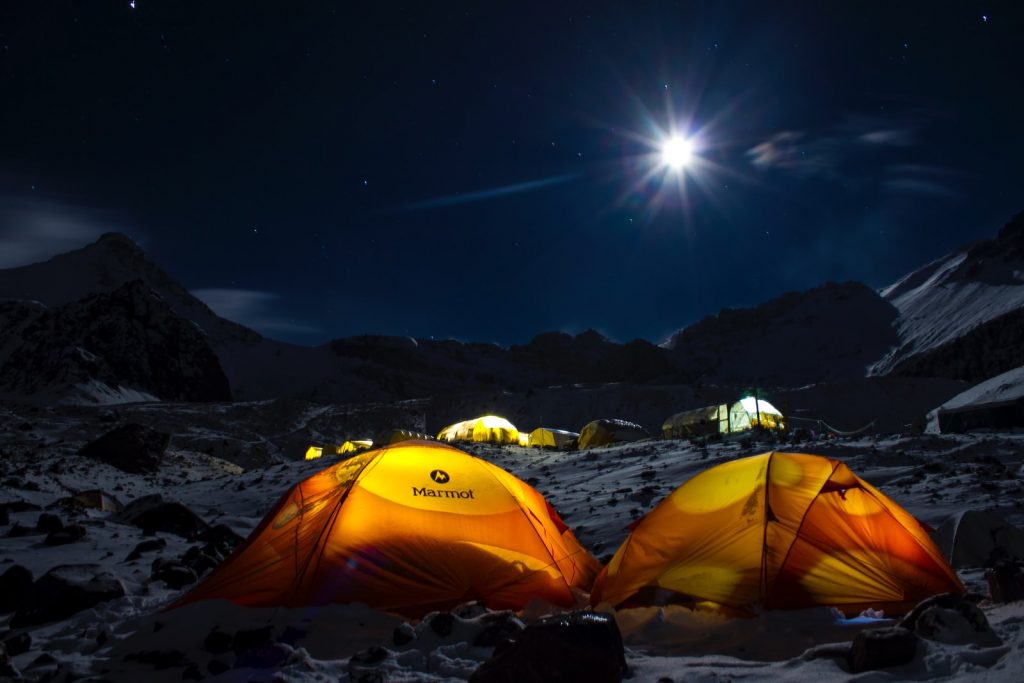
[437,415,519,445]
[578,419,647,449]
[528,427,579,449]
[338,439,373,455]
[592,452,962,615]
[176,441,598,616]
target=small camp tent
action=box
[338,439,373,455]
[176,441,599,616]
[528,428,579,449]
[932,509,1024,568]
[517,431,530,447]
[729,397,785,432]
[591,452,963,615]
[437,415,520,445]
[304,445,324,460]
[663,405,729,438]
[578,419,647,449]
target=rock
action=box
[232,626,274,654]
[235,642,292,669]
[347,645,390,682]
[0,642,18,679]
[0,565,33,613]
[427,611,455,637]
[847,627,918,673]
[44,524,87,546]
[116,494,209,538]
[197,523,244,550]
[470,611,627,683]
[208,659,230,675]
[79,423,170,474]
[203,628,234,654]
[36,513,64,534]
[125,537,168,561]
[54,489,123,513]
[122,649,192,669]
[900,593,998,645]
[986,558,1024,603]
[1,500,41,514]
[392,622,416,646]
[150,560,198,589]
[182,545,220,575]
[472,612,525,647]
[0,506,8,526]
[2,631,31,656]
[11,564,126,627]
[5,522,32,538]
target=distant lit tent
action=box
[591,451,963,615]
[376,429,433,446]
[517,431,530,447]
[663,398,785,439]
[305,445,325,461]
[528,428,579,449]
[437,415,520,445]
[730,397,785,432]
[338,439,374,455]
[662,405,729,438]
[176,441,599,616]
[578,419,647,449]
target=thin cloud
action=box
[191,288,320,336]
[0,197,116,268]
[387,173,580,212]
[858,129,914,146]
[883,165,964,199]
[746,131,835,173]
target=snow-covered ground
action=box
[2,402,1023,681]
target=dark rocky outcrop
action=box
[115,494,209,538]
[0,279,231,403]
[79,423,170,474]
[847,626,918,673]
[0,565,33,613]
[469,611,627,683]
[11,565,125,627]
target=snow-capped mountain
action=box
[871,211,1024,380]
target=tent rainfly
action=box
[591,451,963,615]
[175,441,599,616]
[437,415,520,445]
[663,397,785,439]
[528,428,579,449]
[578,419,647,449]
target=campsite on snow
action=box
[1,212,1024,682]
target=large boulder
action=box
[847,627,918,673]
[116,494,209,538]
[0,565,33,613]
[79,424,170,474]
[900,593,1000,646]
[11,564,125,627]
[470,611,627,683]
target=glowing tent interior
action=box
[578,419,647,449]
[436,415,520,445]
[591,451,963,615]
[175,440,598,616]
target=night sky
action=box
[1,2,1021,346]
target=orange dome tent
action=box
[176,441,599,616]
[591,452,963,615]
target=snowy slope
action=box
[871,211,1024,378]
[2,402,1023,681]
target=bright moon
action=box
[661,136,692,171]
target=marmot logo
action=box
[430,469,450,484]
